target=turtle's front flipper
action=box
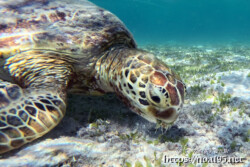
[0,51,73,154]
[0,81,66,153]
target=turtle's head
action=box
[96,48,186,128]
[110,49,186,128]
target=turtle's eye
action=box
[148,86,162,104]
[151,95,160,103]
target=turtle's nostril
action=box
[156,108,176,119]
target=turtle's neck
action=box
[94,46,138,93]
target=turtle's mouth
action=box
[146,105,178,123]
[156,119,175,129]
[155,108,178,120]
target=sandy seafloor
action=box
[0,43,249,167]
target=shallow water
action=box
[90,0,250,45]
[0,0,249,166]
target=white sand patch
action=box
[214,70,250,102]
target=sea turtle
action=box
[0,0,186,154]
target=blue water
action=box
[90,0,250,45]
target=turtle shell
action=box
[0,0,136,69]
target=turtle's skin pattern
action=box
[0,0,186,154]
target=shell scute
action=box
[0,0,136,60]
